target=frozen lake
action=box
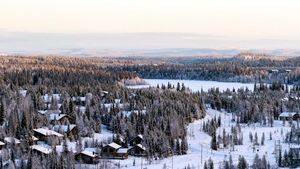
[127,79,255,92]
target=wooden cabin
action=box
[128,144,147,156]
[33,128,63,145]
[75,148,98,164]
[279,112,299,121]
[101,142,122,158]
[129,134,144,146]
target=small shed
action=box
[279,112,299,121]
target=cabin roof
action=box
[279,112,298,117]
[31,144,53,154]
[136,144,146,151]
[107,142,121,149]
[137,134,143,140]
[4,137,20,144]
[33,128,64,137]
[38,110,48,115]
[72,96,86,102]
[80,148,97,157]
[32,136,39,141]
[0,141,5,146]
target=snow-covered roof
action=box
[291,96,300,100]
[75,106,86,113]
[117,148,128,154]
[33,128,64,137]
[19,90,27,97]
[32,136,39,141]
[53,125,76,133]
[31,144,53,154]
[38,110,48,115]
[47,104,62,109]
[49,113,67,121]
[80,148,97,157]
[4,137,20,144]
[72,96,86,102]
[42,94,61,103]
[104,103,112,108]
[0,141,5,146]
[136,144,146,151]
[279,112,298,117]
[114,99,121,104]
[101,91,109,94]
[137,134,143,140]
[107,142,121,149]
[120,110,147,117]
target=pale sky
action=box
[1,0,300,39]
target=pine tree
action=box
[237,156,248,169]
[252,154,260,169]
[211,131,217,150]
[203,161,208,169]
[261,133,265,145]
[229,155,234,169]
[249,132,253,143]
[278,148,282,167]
[254,132,258,145]
[208,158,214,169]
[261,155,267,169]
[223,160,230,169]
[0,101,4,126]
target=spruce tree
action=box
[237,156,248,169]
[0,101,4,126]
[211,131,217,150]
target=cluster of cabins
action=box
[14,92,148,164]
[29,94,84,156]
[76,134,147,164]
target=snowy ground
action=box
[110,108,295,169]
[127,79,294,93]
[127,79,255,92]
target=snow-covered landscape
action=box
[108,108,294,169]
[1,1,300,168]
